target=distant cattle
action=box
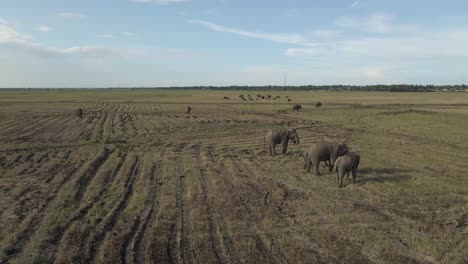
[224,96,230,100]
[186,106,192,114]
[316,102,322,108]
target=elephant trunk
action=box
[295,136,300,145]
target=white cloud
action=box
[285,48,328,57]
[122,31,136,37]
[285,26,468,63]
[187,19,317,46]
[57,12,86,19]
[0,21,32,44]
[96,34,114,38]
[335,14,394,34]
[0,19,133,59]
[310,29,342,39]
[133,0,187,4]
[38,26,52,32]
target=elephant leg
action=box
[338,171,344,187]
[306,161,311,173]
[281,143,288,155]
[352,168,357,183]
[314,161,321,176]
[328,160,333,173]
[271,145,276,156]
[269,145,274,156]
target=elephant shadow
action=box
[357,167,412,184]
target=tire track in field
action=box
[170,146,193,264]
[13,116,62,141]
[202,146,279,263]
[51,152,127,264]
[194,145,241,264]
[128,150,165,264]
[1,117,51,137]
[227,158,290,264]
[85,155,141,264]
[136,149,176,264]
[93,113,108,142]
[0,158,86,264]
[58,152,127,245]
[22,148,112,263]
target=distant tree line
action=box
[2,84,468,91]
[150,84,468,92]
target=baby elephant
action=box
[264,128,299,156]
[333,154,360,187]
[292,104,302,112]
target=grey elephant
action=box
[303,141,349,175]
[264,129,299,156]
[292,104,302,112]
[75,108,84,118]
[333,154,360,187]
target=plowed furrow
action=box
[174,150,193,264]
[130,150,165,264]
[194,145,239,264]
[0,158,86,263]
[202,147,277,263]
[85,155,141,264]
[13,116,60,140]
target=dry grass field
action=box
[0,90,467,264]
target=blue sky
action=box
[1,0,468,87]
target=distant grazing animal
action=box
[264,129,300,156]
[224,96,230,100]
[316,102,322,108]
[333,154,361,187]
[186,106,192,114]
[303,141,349,175]
[75,108,84,118]
[292,104,302,112]
[287,99,291,102]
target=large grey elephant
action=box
[303,141,349,175]
[264,129,299,156]
[292,104,302,112]
[333,154,360,187]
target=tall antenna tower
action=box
[283,72,287,88]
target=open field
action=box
[0,90,467,264]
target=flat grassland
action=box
[0,90,467,264]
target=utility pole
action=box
[283,72,287,89]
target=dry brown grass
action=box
[0,90,467,263]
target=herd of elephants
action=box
[74,97,359,188]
